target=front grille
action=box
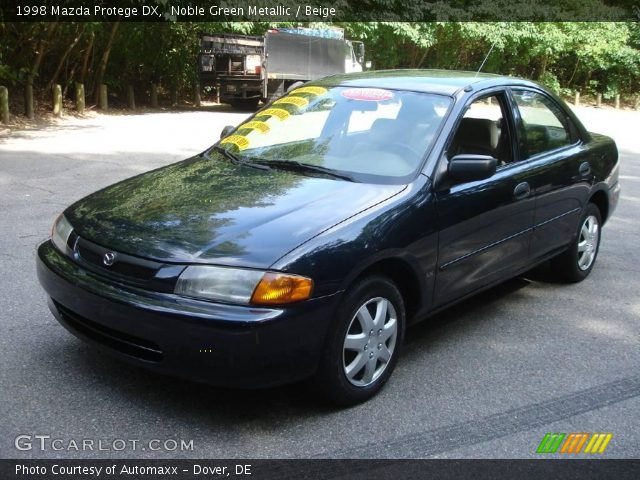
[72,237,183,293]
[54,301,163,362]
[75,238,158,281]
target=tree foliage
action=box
[0,21,638,107]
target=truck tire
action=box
[266,80,285,104]
[285,81,305,93]
[230,98,260,111]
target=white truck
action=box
[199,27,365,109]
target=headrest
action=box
[456,118,499,150]
[370,118,397,138]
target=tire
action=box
[550,203,602,282]
[285,81,305,93]
[314,275,405,405]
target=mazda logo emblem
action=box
[103,252,116,267]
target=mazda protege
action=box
[37,70,620,404]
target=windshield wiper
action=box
[257,160,355,182]
[207,146,271,171]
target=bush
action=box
[538,72,561,94]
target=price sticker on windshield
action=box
[292,86,327,96]
[341,88,394,102]
[274,96,309,108]
[220,135,250,150]
[259,108,290,121]
[239,121,270,134]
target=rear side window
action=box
[512,90,573,158]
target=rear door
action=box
[509,88,592,261]
[433,90,536,307]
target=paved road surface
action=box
[0,105,638,459]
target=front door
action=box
[433,91,535,307]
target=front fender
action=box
[271,176,438,307]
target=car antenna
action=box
[475,42,496,77]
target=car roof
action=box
[314,69,540,96]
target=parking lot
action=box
[0,104,638,459]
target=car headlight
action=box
[51,214,74,255]
[174,266,313,305]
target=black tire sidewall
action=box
[565,203,603,281]
[316,275,406,405]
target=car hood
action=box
[65,154,406,268]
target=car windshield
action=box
[214,86,451,182]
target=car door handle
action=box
[513,182,531,200]
[579,162,591,176]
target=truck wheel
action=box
[314,275,405,405]
[230,98,259,111]
[286,81,305,93]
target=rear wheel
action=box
[314,276,405,405]
[550,203,602,282]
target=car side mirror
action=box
[220,125,235,139]
[448,154,497,183]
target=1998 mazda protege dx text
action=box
[37,70,620,404]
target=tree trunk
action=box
[48,25,85,90]
[171,87,178,107]
[416,47,430,69]
[27,23,58,86]
[540,55,548,77]
[93,22,119,105]
[24,84,34,119]
[98,84,108,110]
[80,32,95,83]
[150,84,158,108]
[567,58,580,87]
[194,83,201,107]
[22,22,58,120]
[127,85,136,109]
[63,63,77,98]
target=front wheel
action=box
[550,203,602,282]
[314,276,405,405]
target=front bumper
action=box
[37,241,340,388]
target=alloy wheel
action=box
[577,214,599,271]
[342,297,398,387]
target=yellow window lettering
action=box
[274,96,309,108]
[292,86,327,96]
[259,108,290,121]
[239,121,270,133]
[220,135,250,150]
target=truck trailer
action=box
[199,27,365,109]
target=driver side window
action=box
[448,94,512,166]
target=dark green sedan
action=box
[38,70,620,404]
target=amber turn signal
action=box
[250,272,313,305]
